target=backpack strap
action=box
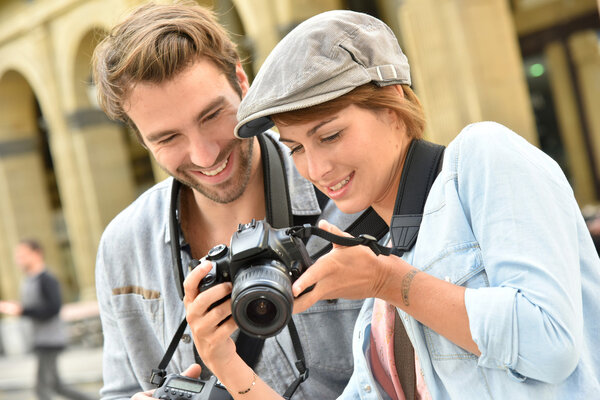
[390,139,445,254]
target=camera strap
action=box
[156,134,309,397]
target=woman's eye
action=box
[321,131,341,143]
[289,145,304,156]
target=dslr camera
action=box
[153,374,229,400]
[198,219,313,338]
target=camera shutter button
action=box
[207,244,227,260]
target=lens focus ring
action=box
[231,262,293,338]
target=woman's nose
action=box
[305,150,332,183]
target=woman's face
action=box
[277,104,408,217]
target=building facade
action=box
[0,0,598,302]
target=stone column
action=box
[545,41,597,205]
[234,0,343,72]
[66,110,137,242]
[569,30,600,193]
[0,102,64,301]
[398,0,538,146]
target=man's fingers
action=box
[183,260,213,302]
[131,390,155,399]
[181,363,202,378]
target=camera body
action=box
[199,219,313,338]
[153,374,229,400]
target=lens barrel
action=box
[231,262,294,338]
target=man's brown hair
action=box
[92,1,241,140]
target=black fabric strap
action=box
[258,133,293,229]
[310,206,389,260]
[282,319,309,400]
[390,139,445,256]
[151,317,189,387]
[288,225,391,256]
[389,139,444,400]
[169,179,186,300]
[393,310,416,400]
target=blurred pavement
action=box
[0,345,103,400]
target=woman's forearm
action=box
[380,257,481,356]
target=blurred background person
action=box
[0,239,95,400]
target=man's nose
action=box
[188,132,221,168]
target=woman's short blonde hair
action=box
[272,84,425,140]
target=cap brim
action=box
[236,116,275,138]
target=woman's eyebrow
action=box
[279,116,339,143]
[307,117,338,137]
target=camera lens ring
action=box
[231,262,293,338]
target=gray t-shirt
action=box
[21,270,67,349]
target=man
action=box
[92,2,381,399]
[0,240,94,400]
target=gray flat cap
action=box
[235,10,411,138]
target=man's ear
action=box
[236,62,250,98]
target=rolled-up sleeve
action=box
[457,123,582,383]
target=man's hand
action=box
[131,364,203,399]
[183,260,238,373]
[0,300,22,316]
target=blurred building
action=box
[0,0,598,305]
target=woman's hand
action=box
[183,260,239,372]
[292,219,396,313]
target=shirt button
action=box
[363,384,372,392]
[181,334,191,343]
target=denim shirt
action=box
[340,122,600,400]
[96,133,364,399]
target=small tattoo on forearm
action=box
[401,269,419,306]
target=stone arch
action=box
[0,69,73,300]
[74,28,155,197]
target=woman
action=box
[183,10,600,399]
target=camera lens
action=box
[246,298,277,325]
[231,262,293,338]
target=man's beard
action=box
[166,138,254,204]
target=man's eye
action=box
[204,109,221,122]
[159,135,176,144]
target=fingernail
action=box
[292,283,302,296]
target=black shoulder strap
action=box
[157,137,302,392]
[257,133,293,228]
[232,133,295,370]
[391,139,445,256]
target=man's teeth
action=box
[201,158,228,176]
[329,176,350,191]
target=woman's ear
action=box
[392,84,405,98]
